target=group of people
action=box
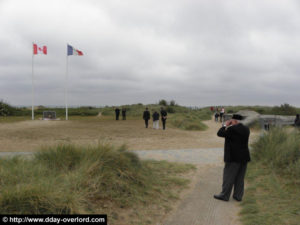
[143,107,168,130]
[211,106,225,122]
[114,107,126,120]
[114,106,168,130]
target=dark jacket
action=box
[295,115,300,127]
[152,112,159,121]
[143,110,150,120]
[160,110,167,120]
[122,108,126,116]
[217,123,250,163]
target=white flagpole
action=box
[65,49,69,120]
[32,43,35,120]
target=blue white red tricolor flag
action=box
[67,44,83,56]
[33,43,47,55]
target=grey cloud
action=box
[1,0,300,107]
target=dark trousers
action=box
[220,113,224,122]
[144,119,149,128]
[122,115,126,120]
[162,119,166,130]
[220,162,247,201]
[116,114,119,120]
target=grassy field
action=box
[241,128,300,225]
[0,116,227,152]
[0,101,212,131]
[0,144,195,225]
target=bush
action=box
[271,103,297,115]
[0,100,15,116]
[166,106,175,113]
[158,99,168,106]
[170,100,176,106]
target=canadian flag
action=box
[33,43,47,55]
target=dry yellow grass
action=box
[0,116,259,152]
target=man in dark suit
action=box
[122,107,126,120]
[160,107,168,130]
[115,108,120,120]
[143,107,150,128]
[294,114,300,127]
[214,114,250,202]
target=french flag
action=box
[67,44,83,56]
[33,43,47,55]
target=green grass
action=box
[0,116,30,123]
[101,104,212,131]
[241,128,300,225]
[0,103,214,131]
[169,111,209,131]
[0,144,195,224]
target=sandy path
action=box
[164,165,240,225]
[133,148,241,225]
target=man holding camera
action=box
[214,114,250,202]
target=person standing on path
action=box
[214,114,250,202]
[143,107,150,128]
[152,110,160,129]
[214,109,220,122]
[115,107,120,120]
[220,107,225,122]
[122,107,126,120]
[160,107,168,130]
[294,114,300,127]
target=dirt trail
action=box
[134,148,241,225]
[164,165,240,225]
[130,119,258,225]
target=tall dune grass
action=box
[251,128,300,179]
[0,144,194,222]
[240,128,300,225]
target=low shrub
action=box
[0,100,15,116]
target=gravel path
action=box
[132,148,223,165]
[132,148,241,225]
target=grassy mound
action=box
[0,144,195,224]
[241,128,300,225]
[169,111,209,131]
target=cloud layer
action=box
[1,0,300,106]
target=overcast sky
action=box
[1,0,300,107]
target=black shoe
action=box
[233,196,242,202]
[213,194,229,201]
